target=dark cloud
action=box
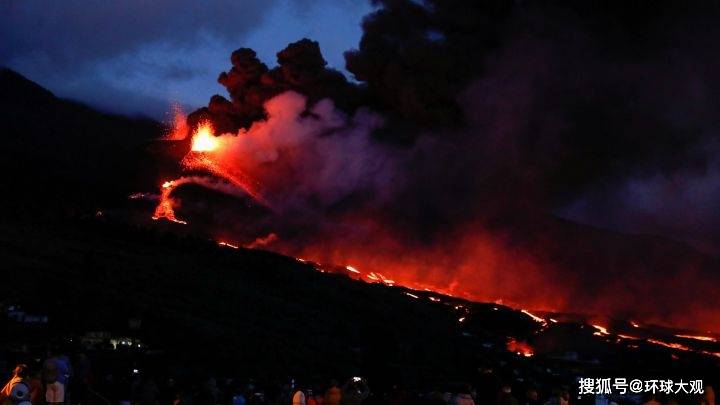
[561,158,720,255]
[0,0,277,69]
[193,0,720,238]
[336,0,720,243]
[187,38,362,134]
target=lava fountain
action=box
[190,122,218,152]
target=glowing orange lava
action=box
[164,102,189,140]
[149,99,720,337]
[521,309,548,327]
[191,122,218,152]
[674,334,718,342]
[152,180,187,225]
[507,338,534,357]
[218,241,240,249]
[591,324,610,336]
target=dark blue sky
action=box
[0,0,372,120]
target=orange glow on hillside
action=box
[507,338,534,357]
[675,334,718,342]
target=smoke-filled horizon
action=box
[168,0,720,253]
[165,87,720,332]
[151,0,720,331]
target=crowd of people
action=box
[0,354,715,405]
[0,351,73,405]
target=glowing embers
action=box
[218,241,240,249]
[181,153,270,208]
[674,334,718,342]
[507,338,534,357]
[591,324,610,337]
[614,332,720,359]
[190,121,218,152]
[366,271,395,285]
[521,309,548,327]
[341,265,395,285]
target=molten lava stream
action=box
[152,180,187,225]
[152,121,271,224]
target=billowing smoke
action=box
[162,0,720,331]
[206,92,390,213]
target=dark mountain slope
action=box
[0,67,163,214]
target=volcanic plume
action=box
[151,1,720,332]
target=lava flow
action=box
[152,121,269,225]
[152,180,187,225]
[143,88,720,336]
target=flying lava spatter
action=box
[152,122,270,225]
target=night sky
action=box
[0,0,371,118]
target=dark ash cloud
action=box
[172,0,720,329]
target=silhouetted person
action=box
[341,379,369,405]
[43,349,71,405]
[497,385,518,405]
[1,364,31,405]
[230,383,246,405]
[543,390,569,405]
[476,368,501,403]
[702,386,716,405]
[524,388,540,405]
[137,376,160,405]
[72,353,91,405]
[196,377,219,405]
[386,384,407,405]
[292,386,306,405]
[452,384,475,405]
[324,380,342,405]
[306,389,319,405]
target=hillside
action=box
[0,67,163,214]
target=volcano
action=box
[1,66,719,401]
[135,41,720,334]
